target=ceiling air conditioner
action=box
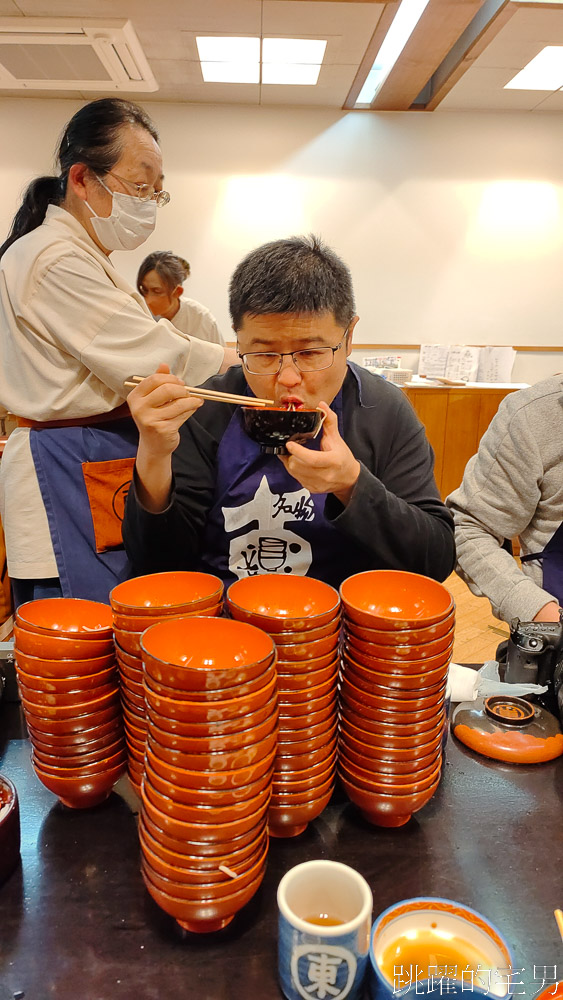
[0,17,157,92]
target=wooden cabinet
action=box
[402,385,520,499]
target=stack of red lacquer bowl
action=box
[138,616,278,933]
[109,571,224,791]
[338,570,455,828]
[13,598,125,808]
[226,574,340,838]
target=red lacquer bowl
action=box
[148,708,278,754]
[268,786,333,838]
[274,632,340,662]
[141,808,267,858]
[340,722,443,762]
[340,571,454,630]
[145,663,276,703]
[14,648,116,680]
[16,598,113,639]
[142,858,266,933]
[145,698,277,737]
[339,705,446,741]
[148,727,278,772]
[140,783,269,843]
[110,570,223,615]
[141,838,268,897]
[32,759,125,808]
[143,766,272,819]
[339,770,440,827]
[15,663,117,693]
[345,626,454,662]
[227,574,340,633]
[342,643,452,678]
[339,735,441,776]
[113,605,222,632]
[139,815,267,874]
[345,615,454,646]
[141,616,276,690]
[144,672,278,724]
[273,620,341,645]
[13,623,114,661]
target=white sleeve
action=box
[35,252,223,393]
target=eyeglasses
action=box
[239,330,349,376]
[103,171,170,207]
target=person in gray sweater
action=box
[446,375,563,624]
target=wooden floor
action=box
[446,571,509,665]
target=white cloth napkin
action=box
[448,661,548,703]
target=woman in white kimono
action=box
[0,97,234,607]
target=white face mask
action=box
[85,177,157,251]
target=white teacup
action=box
[278,859,373,1000]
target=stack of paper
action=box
[418,344,516,383]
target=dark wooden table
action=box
[0,698,561,1000]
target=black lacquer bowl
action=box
[0,774,20,884]
[242,407,323,454]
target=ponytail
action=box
[0,175,63,259]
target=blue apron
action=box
[199,381,366,589]
[520,521,563,608]
[29,417,138,603]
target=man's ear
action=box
[345,315,360,355]
[173,285,184,301]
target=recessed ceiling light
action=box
[196,37,259,63]
[200,61,259,84]
[262,38,327,65]
[262,63,322,85]
[196,35,327,87]
[355,0,430,106]
[505,46,563,90]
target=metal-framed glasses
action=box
[239,329,349,376]
[103,171,170,207]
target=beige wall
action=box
[1,98,562,383]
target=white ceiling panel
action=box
[472,9,563,67]
[262,0,383,51]
[439,4,563,111]
[260,61,360,104]
[438,66,551,110]
[147,57,261,104]
[529,87,563,111]
[1,0,563,111]
[135,29,191,62]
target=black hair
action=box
[137,251,190,294]
[0,98,159,259]
[228,234,355,331]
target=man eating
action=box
[123,235,455,588]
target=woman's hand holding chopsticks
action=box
[127,364,203,513]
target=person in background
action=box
[137,251,225,347]
[0,97,235,608]
[123,235,455,589]
[446,375,563,624]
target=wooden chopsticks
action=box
[124,375,273,407]
[419,374,466,387]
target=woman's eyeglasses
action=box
[103,171,170,207]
